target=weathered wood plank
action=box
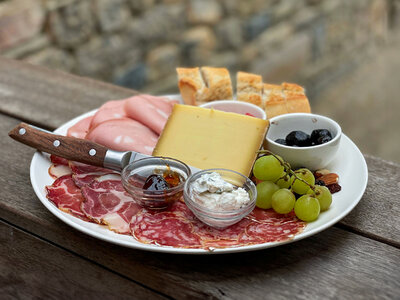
[0,220,167,300]
[1,113,400,299]
[0,57,136,129]
[340,155,400,247]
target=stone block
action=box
[24,47,75,72]
[48,0,95,48]
[369,0,389,41]
[244,13,271,41]
[216,18,243,49]
[128,0,155,14]
[114,63,147,89]
[207,51,240,72]
[271,0,303,22]
[0,0,45,51]
[249,32,312,83]
[257,23,293,50]
[75,35,142,81]
[221,0,274,17]
[180,26,217,65]
[1,35,49,58]
[146,44,180,81]
[134,4,185,44]
[187,0,223,25]
[94,0,130,33]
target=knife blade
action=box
[8,122,200,174]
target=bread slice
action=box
[282,82,311,113]
[177,67,233,105]
[236,71,263,108]
[263,83,288,119]
[176,67,208,105]
[200,67,233,101]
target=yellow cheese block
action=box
[153,104,269,176]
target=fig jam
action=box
[142,170,182,191]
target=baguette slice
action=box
[236,71,263,108]
[176,67,208,105]
[200,67,233,101]
[263,83,288,119]
[282,82,311,113]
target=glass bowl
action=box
[121,157,191,209]
[183,169,257,229]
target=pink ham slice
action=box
[124,95,178,135]
[67,116,93,139]
[80,174,142,234]
[89,100,127,129]
[46,175,90,221]
[85,118,158,155]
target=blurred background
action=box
[0,0,399,163]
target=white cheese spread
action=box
[191,172,250,211]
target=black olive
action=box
[275,138,287,145]
[318,135,332,144]
[311,129,332,144]
[143,174,170,191]
[285,131,312,147]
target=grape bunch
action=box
[252,152,333,222]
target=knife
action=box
[9,122,200,174]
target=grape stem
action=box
[257,150,316,192]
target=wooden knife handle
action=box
[9,122,108,167]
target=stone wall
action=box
[0,0,398,96]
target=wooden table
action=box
[1,58,399,299]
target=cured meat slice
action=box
[46,175,89,221]
[131,212,202,248]
[80,175,142,234]
[89,100,127,129]
[49,155,72,179]
[124,95,178,135]
[86,118,158,155]
[69,161,116,187]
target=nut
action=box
[314,169,331,178]
[318,173,339,185]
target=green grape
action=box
[307,185,332,211]
[290,168,315,195]
[253,155,284,182]
[275,173,291,189]
[294,195,320,222]
[271,189,296,214]
[256,181,279,209]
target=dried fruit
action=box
[314,169,331,178]
[327,183,341,194]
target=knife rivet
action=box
[19,128,26,135]
[53,140,60,147]
[89,149,96,156]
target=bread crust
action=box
[236,71,263,108]
[201,67,233,101]
[284,90,311,113]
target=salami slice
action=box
[70,161,116,187]
[80,175,141,234]
[131,212,202,248]
[46,175,89,221]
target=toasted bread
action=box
[281,82,305,93]
[236,71,263,108]
[200,67,233,101]
[263,83,288,119]
[284,90,311,113]
[176,67,208,105]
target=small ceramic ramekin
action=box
[200,100,267,120]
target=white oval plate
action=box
[30,101,368,254]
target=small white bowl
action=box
[266,113,342,170]
[199,100,266,120]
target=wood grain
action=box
[0,220,167,300]
[0,57,136,129]
[1,114,400,299]
[9,123,108,167]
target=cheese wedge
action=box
[153,104,269,177]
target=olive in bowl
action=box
[265,113,342,170]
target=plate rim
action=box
[29,105,368,255]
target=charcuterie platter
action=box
[28,89,368,254]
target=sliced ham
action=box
[124,95,178,135]
[89,100,127,129]
[69,161,116,188]
[67,116,93,139]
[85,118,158,155]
